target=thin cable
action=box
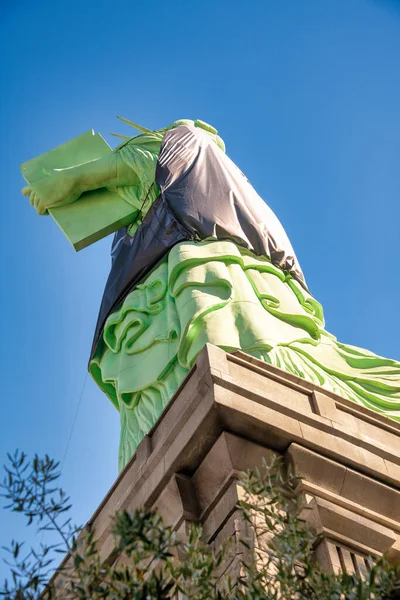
[61,372,88,471]
[38,372,88,546]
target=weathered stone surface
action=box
[286,444,347,494]
[153,474,199,529]
[192,432,276,517]
[303,495,397,552]
[340,468,400,523]
[50,345,400,593]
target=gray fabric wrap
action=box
[90,125,305,360]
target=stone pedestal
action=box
[56,344,400,585]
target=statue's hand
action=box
[22,169,81,215]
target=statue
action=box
[22,118,400,471]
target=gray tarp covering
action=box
[90,125,305,359]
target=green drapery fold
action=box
[89,240,400,471]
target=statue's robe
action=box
[91,125,305,355]
[89,125,400,471]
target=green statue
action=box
[22,118,400,471]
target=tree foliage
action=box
[1,450,399,599]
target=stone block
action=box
[149,366,211,456]
[304,495,396,554]
[286,443,346,494]
[229,351,314,393]
[297,421,397,486]
[384,459,400,485]
[311,390,339,421]
[200,343,230,375]
[192,432,276,515]
[336,409,400,459]
[202,480,241,540]
[387,538,400,564]
[340,468,400,523]
[161,387,221,477]
[331,419,399,465]
[314,539,341,574]
[152,473,199,529]
[215,384,303,450]
[226,358,313,417]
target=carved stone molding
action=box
[51,345,400,593]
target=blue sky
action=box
[1,0,400,581]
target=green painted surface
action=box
[21,118,400,472]
[20,119,223,250]
[21,130,139,251]
[89,239,400,471]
